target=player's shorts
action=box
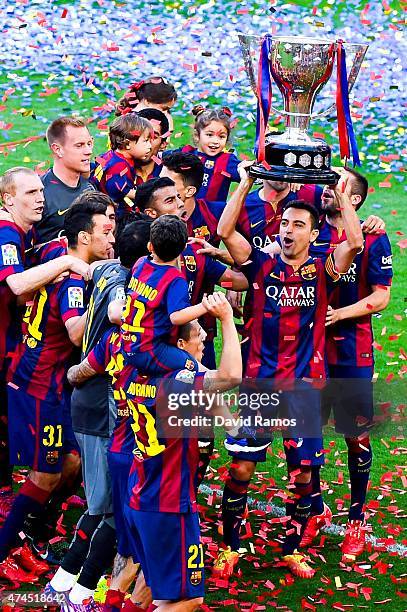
[7,385,79,473]
[123,343,198,376]
[323,365,374,436]
[74,433,113,515]
[225,384,323,465]
[107,449,133,557]
[124,506,204,601]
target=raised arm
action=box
[217,162,254,266]
[331,171,364,274]
[7,255,91,296]
[203,292,242,392]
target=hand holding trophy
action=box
[238,35,368,184]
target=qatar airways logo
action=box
[340,262,357,283]
[252,234,276,250]
[265,284,316,307]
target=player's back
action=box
[120,256,189,356]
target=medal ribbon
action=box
[255,35,273,162]
[336,40,360,166]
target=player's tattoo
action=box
[67,358,97,385]
[112,553,128,578]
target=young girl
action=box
[91,114,152,218]
[180,105,241,203]
[115,76,177,138]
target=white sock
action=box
[50,567,76,592]
[69,583,95,604]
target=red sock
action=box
[104,588,125,610]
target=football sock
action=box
[77,518,117,590]
[222,474,250,552]
[346,437,372,522]
[61,511,103,575]
[310,466,324,515]
[0,479,51,562]
[282,476,312,556]
[50,566,77,592]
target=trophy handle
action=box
[238,35,368,120]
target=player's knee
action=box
[230,460,256,482]
[288,466,312,484]
[29,470,61,491]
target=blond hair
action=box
[0,166,38,201]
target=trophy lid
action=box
[267,35,336,45]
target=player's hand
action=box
[202,292,233,320]
[51,271,70,284]
[289,182,303,193]
[225,289,243,318]
[187,236,215,254]
[237,160,255,185]
[67,365,77,386]
[332,170,353,207]
[325,305,340,326]
[361,215,385,234]
[67,256,92,281]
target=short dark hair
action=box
[64,191,110,247]
[150,215,187,262]
[135,177,175,212]
[178,321,194,341]
[115,77,177,116]
[345,167,368,208]
[282,200,320,231]
[46,116,88,146]
[109,114,152,150]
[162,152,204,191]
[137,108,169,139]
[117,215,153,268]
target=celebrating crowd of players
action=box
[0,75,393,611]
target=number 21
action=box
[187,544,204,568]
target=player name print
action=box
[265,284,316,307]
[127,277,158,300]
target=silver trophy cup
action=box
[239,35,368,184]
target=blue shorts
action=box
[8,385,79,473]
[225,385,323,465]
[124,505,204,601]
[107,450,133,557]
[123,343,198,376]
[323,365,374,436]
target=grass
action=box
[0,68,405,610]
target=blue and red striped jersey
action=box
[120,256,191,357]
[91,150,137,217]
[242,251,336,382]
[180,145,240,203]
[128,369,205,513]
[0,222,36,371]
[187,198,224,246]
[310,221,393,368]
[135,161,162,186]
[180,242,227,341]
[34,237,68,264]
[8,273,88,401]
[237,185,322,251]
[87,327,137,456]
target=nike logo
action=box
[313,241,329,247]
[227,497,244,503]
[57,208,69,216]
[269,272,281,280]
[250,220,263,229]
[315,451,324,457]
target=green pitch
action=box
[0,71,405,610]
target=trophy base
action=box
[250,136,339,185]
[249,165,339,185]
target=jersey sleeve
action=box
[240,248,265,283]
[0,224,25,281]
[367,234,393,287]
[165,276,191,316]
[87,327,114,373]
[58,275,87,323]
[204,256,227,285]
[108,283,126,304]
[97,160,135,201]
[227,153,241,183]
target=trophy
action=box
[238,35,368,184]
